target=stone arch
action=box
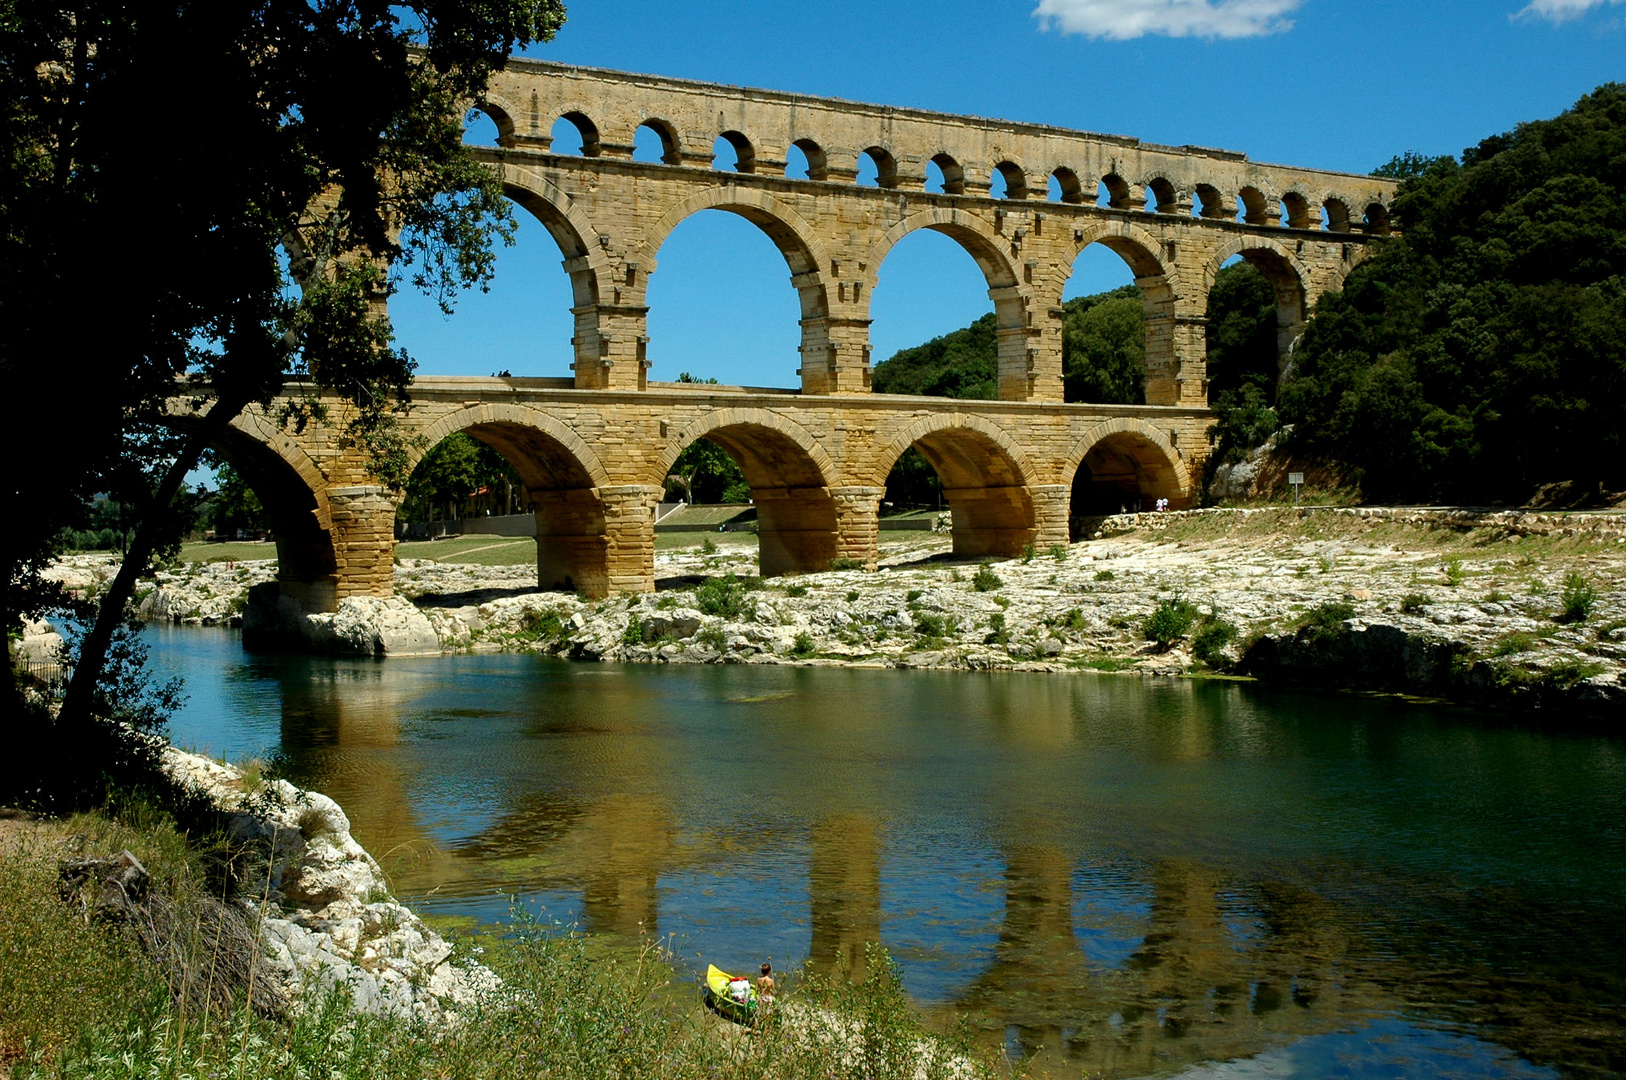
[1050,166,1086,204]
[1143,174,1180,214]
[210,411,339,612]
[636,117,683,165]
[466,101,516,146]
[551,109,602,157]
[993,160,1029,200]
[1238,185,1273,225]
[929,152,966,195]
[410,404,617,595]
[861,145,899,188]
[714,130,756,173]
[1099,172,1135,210]
[1323,196,1353,233]
[1065,418,1193,528]
[1363,202,1392,235]
[868,206,1028,399]
[788,137,828,180]
[1194,183,1228,219]
[660,408,839,576]
[1203,236,1311,385]
[1281,191,1314,230]
[871,413,1039,557]
[637,187,835,391]
[495,164,612,310]
[1064,220,1179,405]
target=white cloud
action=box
[1513,0,1625,22]
[1033,0,1303,40]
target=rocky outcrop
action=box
[241,584,440,657]
[160,748,496,1022]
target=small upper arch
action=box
[1323,196,1353,233]
[992,160,1029,200]
[1098,172,1135,210]
[788,138,829,180]
[551,110,602,157]
[1238,185,1273,225]
[929,153,966,195]
[713,130,757,173]
[1193,183,1228,219]
[1363,202,1392,234]
[861,145,899,188]
[1142,174,1180,214]
[635,118,683,165]
[1280,191,1314,230]
[1050,166,1087,204]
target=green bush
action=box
[1143,597,1198,649]
[784,584,809,598]
[1059,607,1086,632]
[1400,593,1431,615]
[700,536,717,555]
[971,562,1002,592]
[1094,569,1115,581]
[1048,545,1068,561]
[1444,558,1466,587]
[790,631,816,657]
[1020,543,1035,564]
[845,589,860,602]
[1299,600,1356,639]
[1192,615,1239,668]
[621,614,649,646]
[1559,573,1597,623]
[695,574,751,620]
[829,557,865,571]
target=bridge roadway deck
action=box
[208,377,1212,608]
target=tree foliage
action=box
[400,433,523,522]
[1205,262,1284,466]
[1061,285,1145,404]
[871,314,1000,399]
[1279,85,1626,503]
[1,0,564,800]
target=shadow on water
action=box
[149,625,1626,1079]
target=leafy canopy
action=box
[1279,84,1626,503]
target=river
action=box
[145,623,1625,1080]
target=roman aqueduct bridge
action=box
[199,59,1396,608]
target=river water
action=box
[146,624,1625,1080]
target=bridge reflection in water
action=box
[162,636,1621,1079]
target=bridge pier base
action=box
[756,486,840,578]
[329,486,398,603]
[537,484,660,597]
[830,486,883,571]
[599,484,661,596]
[1030,484,1072,552]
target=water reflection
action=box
[152,627,1624,1079]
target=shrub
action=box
[1400,593,1431,615]
[1048,545,1068,561]
[1299,600,1356,639]
[1059,607,1086,632]
[1020,543,1035,564]
[845,590,860,602]
[784,584,809,598]
[695,574,751,620]
[829,557,864,571]
[1559,573,1597,623]
[971,562,1002,592]
[700,536,717,555]
[621,614,649,646]
[1192,615,1239,668]
[1143,597,1198,649]
[790,631,815,657]
[1444,558,1466,587]
[516,608,563,643]
[1094,569,1115,582]
[695,625,727,651]
[984,611,1009,645]
[906,589,923,604]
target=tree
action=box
[209,464,267,539]
[399,432,522,523]
[1,0,565,800]
[1061,285,1145,404]
[1204,262,1283,468]
[1279,85,1626,504]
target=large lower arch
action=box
[1202,237,1310,384]
[209,412,340,613]
[1062,221,1186,406]
[872,414,1038,558]
[636,188,838,394]
[413,404,623,595]
[1064,418,1193,531]
[867,208,1031,401]
[659,408,840,577]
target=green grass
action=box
[395,536,538,566]
[1,805,1008,1080]
[177,540,278,564]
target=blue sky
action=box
[388,0,1626,388]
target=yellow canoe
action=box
[704,964,757,1023]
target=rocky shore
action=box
[48,506,1626,717]
[158,746,497,1022]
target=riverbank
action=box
[0,757,996,1080]
[51,506,1626,717]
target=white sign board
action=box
[1288,472,1305,485]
